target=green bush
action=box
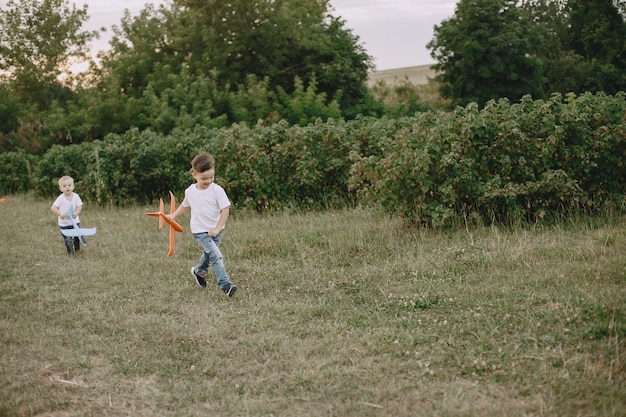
[349,92,625,225]
[4,92,624,224]
[209,123,277,210]
[0,150,36,194]
[34,142,94,198]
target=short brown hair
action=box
[191,152,215,173]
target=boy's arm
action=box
[51,204,65,219]
[73,205,82,217]
[209,207,229,237]
[167,204,190,221]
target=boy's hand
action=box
[208,227,220,237]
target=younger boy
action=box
[51,176,84,255]
[167,152,238,297]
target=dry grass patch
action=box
[1,194,624,416]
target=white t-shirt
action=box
[53,192,83,227]
[182,182,231,234]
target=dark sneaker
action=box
[223,283,237,297]
[190,267,207,288]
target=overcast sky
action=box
[328,0,458,69]
[1,0,459,71]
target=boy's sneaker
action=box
[223,283,237,297]
[190,267,207,288]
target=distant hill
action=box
[367,64,437,87]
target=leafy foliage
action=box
[369,79,434,118]
[273,76,342,126]
[428,0,543,107]
[3,0,625,155]
[350,92,625,224]
[0,0,96,107]
[0,0,99,152]
[2,93,623,226]
[0,0,379,152]
[521,0,626,96]
[566,0,626,94]
[91,0,372,131]
[0,150,35,194]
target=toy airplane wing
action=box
[62,206,96,247]
[61,227,97,237]
[146,191,183,256]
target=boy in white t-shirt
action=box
[51,176,84,255]
[168,152,237,297]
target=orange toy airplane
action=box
[146,191,184,256]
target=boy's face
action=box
[59,180,74,195]
[192,168,215,190]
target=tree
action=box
[0,0,98,151]
[309,15,373,118]
[566,0,626,94]
[427,0,543,107]
[0,0,97,108]
[519,0,586,94]
[273,75,342,126]
[85,4,218,136]
[97,0,373,124]
[520,0,626,95]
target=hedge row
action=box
[1,92,624,224]
[350,92,626,223]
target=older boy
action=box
[167,152,237,297]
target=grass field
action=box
[1,194,625,416]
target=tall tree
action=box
[98,0,372,121]
[520,0,626,95]
[520,0,586,94]
[0,0,97,108]
[427,0,543,107]
[0,0,98,151]
[566,0,626,94]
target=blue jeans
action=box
[193,230,232,290]
[59,224,81,254]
